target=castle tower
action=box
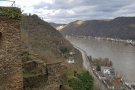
[0,7,23,90]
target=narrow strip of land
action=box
[74,46,107,90]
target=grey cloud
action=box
[34,1,49,9]
[33,0,135,23]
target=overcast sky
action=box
[0,0,135,23]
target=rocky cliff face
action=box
[61,17,135,41]
[0,7,23,90]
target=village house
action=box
[101,66,115,76]
[67,50,75,64]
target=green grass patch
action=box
[0,7,21,20]
[68,71,94,90]
[67,66,74,79]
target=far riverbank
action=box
[66,35,135,46]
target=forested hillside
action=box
[61,17,135,41]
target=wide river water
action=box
[67,36,135,82]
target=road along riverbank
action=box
[74,46,107,90]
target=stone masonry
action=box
[0,7,23,90]
[45,62,68,90]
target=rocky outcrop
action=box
[0,7,23,90]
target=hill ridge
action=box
[60,17,135,41]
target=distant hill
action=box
[49,22,66,31]
[60,17,135,41]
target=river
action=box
[67,36,135,82]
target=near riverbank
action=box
[74,46,107,90]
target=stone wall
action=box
[0,7,22,90]
[23,61,68,90]
[45,62,68,90]
[23,74,47,89]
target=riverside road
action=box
[74,46,108,90]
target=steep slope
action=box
[21,15,84,90]
[22,15,73,63]
[61,17,135,41]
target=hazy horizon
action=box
[50,16,135,24]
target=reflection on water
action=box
[67,36,135,82]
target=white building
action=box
[101,66,113,75]
[67,56,75,64]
